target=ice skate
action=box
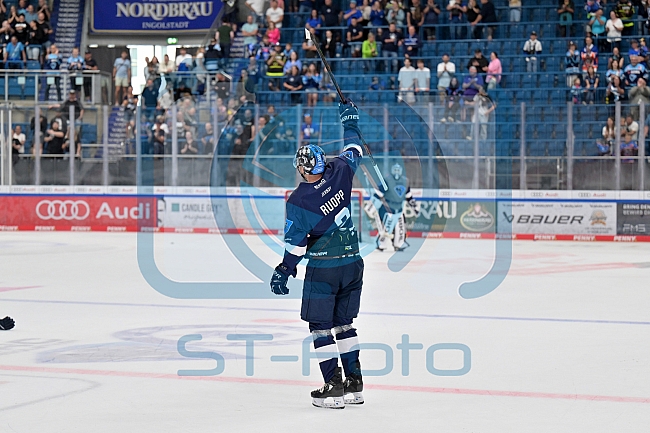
[343,373,364,405]
[311,367,345,409]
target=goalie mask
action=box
[293,144,326,176]
[391,163,403,180]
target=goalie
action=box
[364,163,418,251]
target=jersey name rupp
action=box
[320,190,345,215]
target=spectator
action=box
[256,35,273,62]
[67,47,84,93]
[467,49,489,75]
[37,0,50,21]
[606,58,622,86]
[446,0,465,39]
[266,0,284,28]
[283,42,295,58]
[241,15,259,57]
[245,0,265,23]
[362,32,378,72]
[0,20,12,45]
[443,76,462,122]
[566,41,581,87]
[266,43,287,90]
[469,88,496,141]
[344,0,362,25]
[283,65,303,103]
[43,121,66,155]
[606,74,625,104]
[640,38,649,58]
[629,77,650,118]
[13,14,28,44]
[583,66,599,104]
[437,53,456,102]
[597,117,616,155]
[466,0,482,39]
[629,38,641,59]
[589,9,606,52]
[382,23,403,74]
[35,12,52,53]
[81,51,97,103]
[471,0,498,40]
[300,113,319,145]
[346,17,364,57]
[26,20,39,60]
[609,46,624,70]
[151,115,168,155]
[322,30,337,60]
[299,0,314,15]
[141,79,159,119]
[584,0,601,36]
[44,44,61,101]
[4,35,25,68]
[415,59,430,101]
[7,5,16,26]
[12,125,25,164]
[404,25,421,58]
[485,51,501,89]
[462,65,484,104]
[180,131,199,154]
[570,77,583,104]
[407,0,425,30]
[17,0,26,15]
[605,10,623,52]
[302,63,321,106]
[284,50,302,74]
[386,1,406,27]
[422,0,440,40]
[523,31,542,73]
[615,0,634,36]
[581,36,598,71]
[369,75,387,90]
[160,54,175,75]
[302,33,319,59]
[113,50,131,105]
[623,54,646,87]
[370,1,386,27]
[398,58,417,103]
[360,0,372,25]
[624,114,639,140]
[509,0,521,22]
[321,0,342,39]
[621,132,638,162]
[306,9,323,36]
[201,123,215,154]
[0,0,7,23]
[24,4,36,23]
[557,0,574,38]
[217,21,233,63]
[266,21,281,45]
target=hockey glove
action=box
[339,100,360,132]
[270,265,291,295]
[0,316,15,330]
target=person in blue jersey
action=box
[270,100,365,409]
[364,163,418,251]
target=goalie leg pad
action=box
[392,212,407,250]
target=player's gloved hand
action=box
[0,316,15,330]
[270,265,291,295]
[339,100,360,132]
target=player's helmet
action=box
[293,145,326,175]
[391,163,403,180]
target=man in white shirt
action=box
[175,47,194,70]
[522,31,542,73]
[415,59,430,101]
[398,58,417,104]
[266,0,284,28]
[436,53,456,102]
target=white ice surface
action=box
[0,232,649,432]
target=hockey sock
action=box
[334,325,361,377]
[312,330,339,383]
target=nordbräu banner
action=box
[90,0,221,34]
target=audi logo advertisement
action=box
[0,196,156,230]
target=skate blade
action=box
[312,396,345,409]
[344,392,364,405]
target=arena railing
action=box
[0,101,647,191]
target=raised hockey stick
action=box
[305,28,389,192]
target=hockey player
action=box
[0,316,15,330]
[270,101,364,409]
[364,163,418,251]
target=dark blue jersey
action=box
[282,133,363,275]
